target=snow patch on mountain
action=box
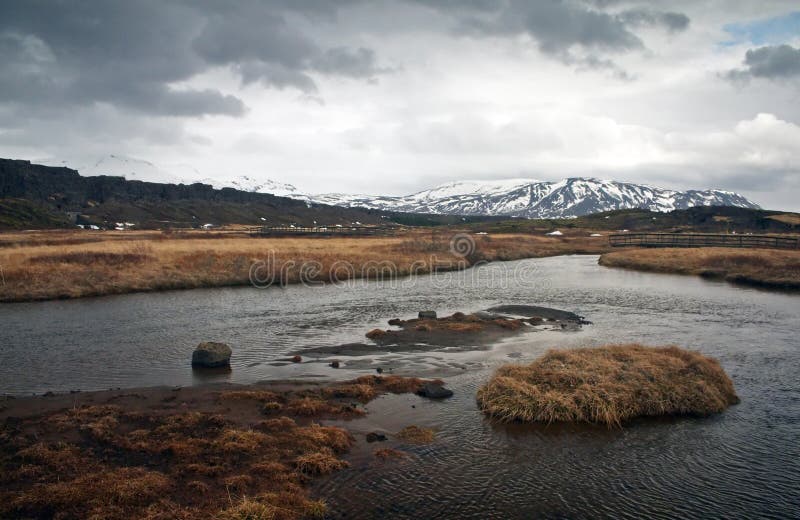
[54,155,301,198]
[81,155,187,184]
[302,178,759,218]
[197,175,300,197]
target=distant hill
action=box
[0,158,387,230]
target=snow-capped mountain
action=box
[47,155,759,218]
[196,175,300,198]
[80,155,189,184]
[46,155,301,197]
[304,178,759,218]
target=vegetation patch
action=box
[0,376,437,519]
[396,425,437,444]
[373,448,409,461]
[366,312,536,346]
[599,247,800,290]
[477,344,739,427]
[0,230,610,302]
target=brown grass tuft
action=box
[219,390,281,402]
[373,448,408,461]
[396,425,437,444]
[284,397,363,418]
[295,449,349,476]
[477,344,739,427]
[11,467,171,518]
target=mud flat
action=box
[303,307,587,359]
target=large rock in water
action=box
[416,382,454,399]
[191,342,232,368]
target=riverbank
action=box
[0,229,610,302]
[0,376,447,520]
[599,247,800,290]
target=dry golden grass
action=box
[0,229,610,302]
[373,448,408,461]
[767,213,800,226]
[396,425,437,444]
[477,344,739,427]
[599,247,800,289]
[0,376,436,519]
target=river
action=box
[1,255,798,518]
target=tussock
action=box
[396,425,436,444]
[373,448,408,461]
[477,344,739,427]
[295,449,349,476]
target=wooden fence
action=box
[249,226,398,237]
[609,232,799,250]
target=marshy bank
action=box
[0,376,450,520]
[599,247,800,290]
[0,229,609,302]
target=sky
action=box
[0,1,799,211]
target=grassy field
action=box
[0,229,611,302]
[477,344,739,427]
[599,247,800,290]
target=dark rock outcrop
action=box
[191,342,232,368]
[416,382,454,399]
[366,432,388,443]
[0,158,385,229]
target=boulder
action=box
[366,432,388,443]
[418,310,437,319]
[416,382,454,399]
[191,342,232,368]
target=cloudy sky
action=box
[1,1,799,210]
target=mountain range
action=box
[302,178,759,218]
[43,155,760,218]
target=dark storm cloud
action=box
[0,0,386,116]
[192,5,387,92]
[410,0,689,75]
[457,0,643,54]
[726,45,800,82]
[619,9,690,33]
